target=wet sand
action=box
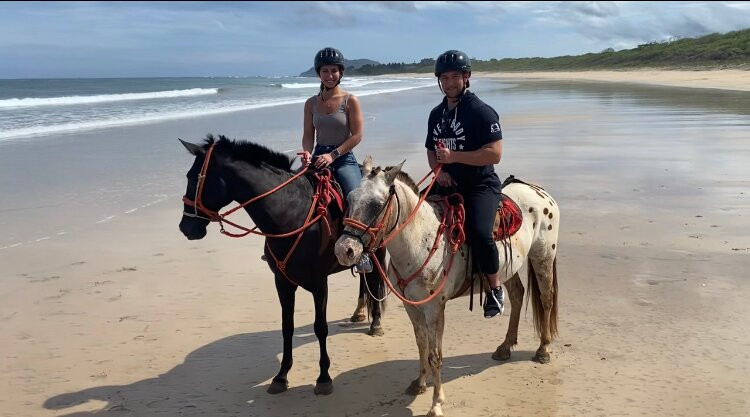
[1,70,749,416]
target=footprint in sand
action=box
[29,275,61,283]
[117,266,137,272]
[45,288,70,300]
[1,312,18,321]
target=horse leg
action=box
[493,273,524,361]
[350,275,367,323]
[404,304,429,396]
[365,269,384,336]
[528,256,559,364]
[268,276,297,394]
[312,279,333,395]
[425,303,446,417]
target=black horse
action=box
[178,134,386,396]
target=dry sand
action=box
[479,69,750,92]
[1,69,749,417]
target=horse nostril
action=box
[346,247,354,258]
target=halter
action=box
[342,161,467,306]
[182,142,339,287]
[341,185,399,254]
[182,142,223,222]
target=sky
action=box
[1,1,749,79]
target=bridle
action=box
[182,142,319,238]
[341,163,467,306]
[341,185,400,254]
[182,142,224,222]
[181,142,339,287]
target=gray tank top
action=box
[311,94,350,146]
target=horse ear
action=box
[179,138,205,156]
[384,160,405,185]
[362,155,373,176]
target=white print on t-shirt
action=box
[432,118,466,151]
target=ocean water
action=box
[0,76,748,255]
[0,76,434,141]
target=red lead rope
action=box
[183,145,339,287]
[343,155,467,306]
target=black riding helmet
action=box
[314,47,345,74]
[434,50,471,76]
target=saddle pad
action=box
[493,194,522,241]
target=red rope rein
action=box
[342,162,467,306]
[183,145,340,287]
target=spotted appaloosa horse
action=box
[334,156,559,417]
[178,135,386,396]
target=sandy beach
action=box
[480,69,750,92]
[1,69,749,417]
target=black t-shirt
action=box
[425,91,502,187]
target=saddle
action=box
[328,177,346,213]
[307,168,346,213]
[493,194,522,241]
[425,188,523,241]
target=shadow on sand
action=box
[44,318,535,417]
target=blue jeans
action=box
[313,144,362,198]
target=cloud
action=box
[366,1,418,13]
[284,2,358,27]
[1,1,749,78]
[563,1,620,19]
[536,1,750,50]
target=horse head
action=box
[178,137,233,240]
[335,155,404,267]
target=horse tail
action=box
[527,256,558,340]
[549,257,559,339]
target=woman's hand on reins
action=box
[300,151,312,166]
[314,153,334,169]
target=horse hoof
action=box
[350,313,366,323]
[492,346,511,361]
[314,381,333,395]
[427,406,444,417]
[532,353,551,364]
[267,380,288,394]
[368,326,384,336]
[405,379,427,395]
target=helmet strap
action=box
[320,73,342,96]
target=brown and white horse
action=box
[335,156,560,417]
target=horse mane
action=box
[369,166,419,194]
[203,134,294,171]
